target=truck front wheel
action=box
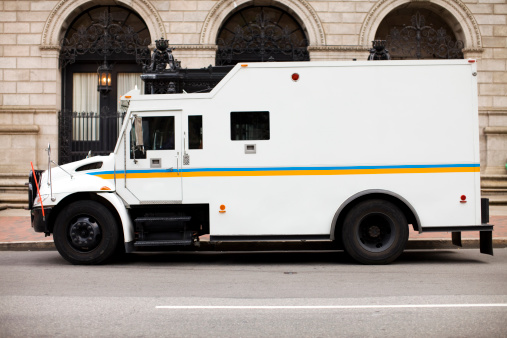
[53,200,119,265]
[342,200,408,264]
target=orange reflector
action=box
[100,186,112,191]
[219,205,226,213]
[241,64,248,67]
[125,95,131,98]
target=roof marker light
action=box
[241,64,248,67]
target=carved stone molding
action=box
[359,0,482,51]
[0,125,40,135]
[41,0,165,48]
[0,108,58,115]
[171,45,218,51]
[200,0,325,46]
[308,46,369,52]
[463,48,484,53]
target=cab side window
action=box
[130,116,175,159]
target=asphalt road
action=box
[1,249,506,337]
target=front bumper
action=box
[31,207,52,235]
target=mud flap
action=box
[480,198,493,256]
[480,230,493,256]
[452,230,492,255]
[451,232,462,247]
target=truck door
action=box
[119,112,182,203]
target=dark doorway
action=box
[59,6,151,164]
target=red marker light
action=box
[460,195,467,203]
[292,73,299,81]
[468,59,476,63]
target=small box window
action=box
[231,111,270,141]
[188,115,203,149]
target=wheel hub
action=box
[69,216,101,250]
[368,225,381,238]
[358,213,394,252]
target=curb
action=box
[1,239,506,252]
[0,241,55,251]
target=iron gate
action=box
[58,109,126,164]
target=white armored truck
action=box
[28,60,493,264]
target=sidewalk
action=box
[1,206,507,251]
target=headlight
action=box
[35,194,49,205]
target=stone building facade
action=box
[0,0,506,203]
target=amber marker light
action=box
[241,64,248,67]
[219,205,226,213]
[100,186,112,191]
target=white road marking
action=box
[156,304,507,310]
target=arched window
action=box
[60,6,151,114]
[216,6,309,65]
[376,7,464,60]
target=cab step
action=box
[133,239,193,247]
[134,215,194,243]
[135,216,192,230]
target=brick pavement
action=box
[0,210,506,244]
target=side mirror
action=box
[134,116,144,149]
[131,116,145,163]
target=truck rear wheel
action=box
[342,199,408,264]
[53,200,119,265]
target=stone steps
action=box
[481,175,507,205]
[0,194,28,209]
[0,173,29,209]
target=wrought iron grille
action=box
[59,6,151,68]
[58,109,126,164]
[385,12,464,59]
[216,6,309,65]
[141,38,233,95]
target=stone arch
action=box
[41,0,165,49]
[200,0,325,47]
[359,0,482,51]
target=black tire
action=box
[53,200,119,265]
[342,199,408,265]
